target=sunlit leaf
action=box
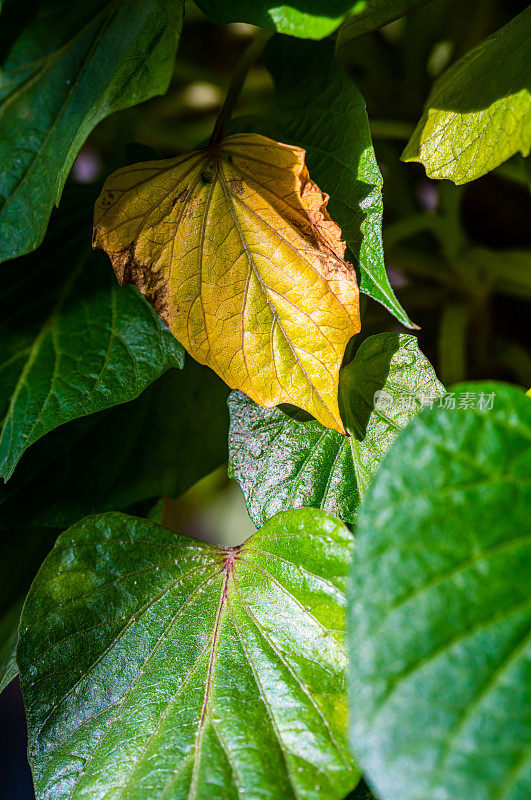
[229,333,443,528]
[94,133,361,432]
[19,509,359,800]
[402,7,531,183]
[348,382,531,800]
[194,0,354,39]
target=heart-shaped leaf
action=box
[348,382,531,800]
[94,133,361,432]
[229,333,444,528]
[18,509,358,800]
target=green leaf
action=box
[0,603,20,693]
[18,509,358,800]
[261,37,413,327]
[336,0,436,46]
[0,360,228,529]
[195,0,353,39]
[346,778,378,799]
[348,382,531,800]
[402,7,531,183]
[0,524,59,692]
[0,0,183,263]
[0,190,184,480]
[229,333,444,528]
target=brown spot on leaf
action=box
[230,178,244,195]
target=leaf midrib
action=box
[215,161,335,417]
[0,250,92,478]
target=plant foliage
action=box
[0,1,529,799]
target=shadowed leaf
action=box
[336,1,437,46]
[0,361,229,530]
[0,191,184,481]
[256,38,413,327]
[0,0,183,263]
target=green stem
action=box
[210,30,272,146]
[369,120,414,141]
[437,182,466,264]
[384,213,448,250]
[438,302,470,385]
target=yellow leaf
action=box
[93,133,360,432]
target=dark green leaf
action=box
[336,1,436,47]
[229,333,443,528]
[0,360,228,528]
[345,778,378,799]
[0,190,184,480]
[195,0,353,39]
[0,603,19,692]
[402,7,531,183]
[348,382,531,800]
[0,0,183,262]
[19,509,358,800]
[261,38,413,326]
[0,524,59,691]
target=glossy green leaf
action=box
[0,360,228,529]
[0,191,184,481]
[336,0,436,46]
[348,382,531,800]
[403,8,531,183]
[229,333,444,528]
[261,38,413,327]
[19,509,358,800]
[195,0,353,39]
[0,0,183,263]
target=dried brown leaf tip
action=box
[93,133,360,432]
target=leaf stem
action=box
[384,213,447,251]
[210,30,272,146]
[438,302,469,385]
[369,120,414,141]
